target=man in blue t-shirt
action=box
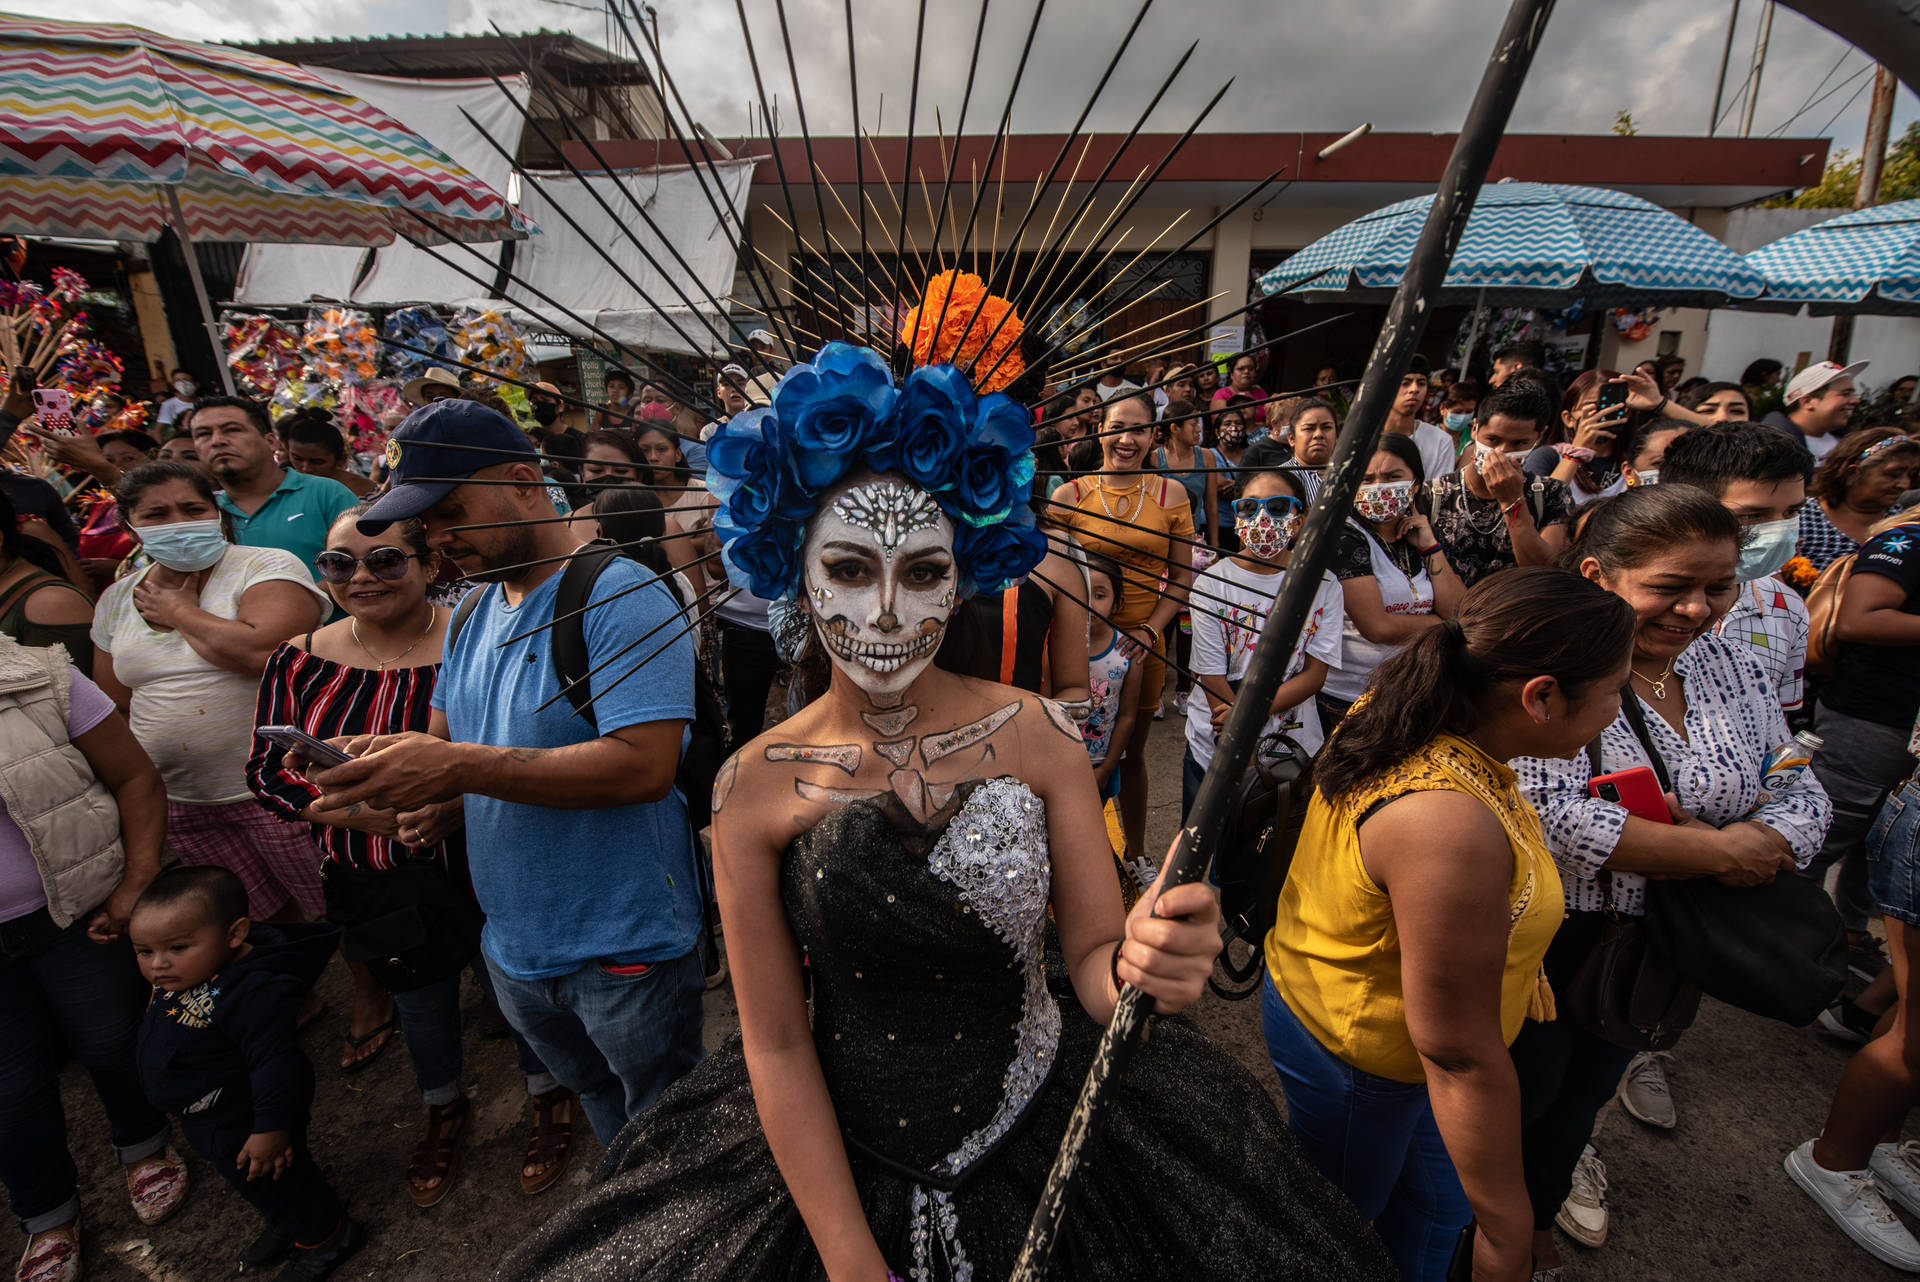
[307,400,703,1145]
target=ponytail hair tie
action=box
[1441,617,1465,643]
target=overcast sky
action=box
[24,0,1919,161]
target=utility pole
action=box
[1829,63,1898,363]
[1737,0,1774,138]
[1708,0,1741,137]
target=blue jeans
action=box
[1262,972,1468,1280]
[484,948,705,1144]
[1808,703,1917,933]
[1182,744,1206,821]
[389,961,557,1106]
[1869,775,1920,927]
[0,909,171,1233]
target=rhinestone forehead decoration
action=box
[832,481,943,561]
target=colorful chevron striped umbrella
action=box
[0,12,532,247]
[1744,200,1920,316]
[1258,180,1765,309]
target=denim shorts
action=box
[1866,774,1920,926]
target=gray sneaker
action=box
[1554,1144,1609,1248]
[1785,1140,1920,1272]
[1620,1051,1676,1130]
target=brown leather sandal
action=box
[520,1088,574,1195]
[408,1096,470,1207]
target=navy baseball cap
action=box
[358,399,538,533]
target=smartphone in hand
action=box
[1589,766,1671,824]
[258,726,354,769]
[30,389,74,436]
[1594,379,1629,420]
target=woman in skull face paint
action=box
[1319,433,1463,729]
[500,351,1392,1282]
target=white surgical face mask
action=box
[1737,516,1800,584]
[803,479,957,705]
[135,518,227,572]
[1474,441,1530,470]
[173,379,196,398]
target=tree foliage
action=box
[1768,121,1920,208]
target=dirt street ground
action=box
[8,715,1906,1280]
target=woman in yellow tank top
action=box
[1263,566,1634,1282]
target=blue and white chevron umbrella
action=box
[1745,200,1920,316]
[1258,179,1766,308]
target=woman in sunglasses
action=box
[1182,459,1345,817]
[247,507,574,1208]
[1319,433,1463,729]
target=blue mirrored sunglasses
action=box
[1233,495,1303,520]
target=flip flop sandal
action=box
[125,1146,189,1226]
[15,1222,80,1282]
[520,1088,574,1195]
[339,1017,397,1074]
[408,1096,470,1208]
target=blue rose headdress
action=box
[705,342,1045,601]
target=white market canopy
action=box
[234,69,753,358]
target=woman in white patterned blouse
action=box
[1510,484,1831,1278]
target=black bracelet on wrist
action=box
[1110,942,1125,994]
[1417,543,1442,557]
[1654,394,1669,417]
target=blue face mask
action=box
[136,518,227,572]
[1443,411,1473,434]
[1737,516,1799,584]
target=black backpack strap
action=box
[1525,475,1549,530]
[446,584,488,650]
[550,540,623,731]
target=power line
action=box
[1768,47,1852,136]
[1775,63,1874,138]
[1817,75,1876,139]
[1715,63,1758,133]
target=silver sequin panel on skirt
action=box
[910,778,1059,1282]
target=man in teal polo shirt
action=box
[190,397,357,578]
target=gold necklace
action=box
[1097,475,1147,519]
[352,605,436,670]
[1631,659,1675,700]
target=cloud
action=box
[11,0,1914,151]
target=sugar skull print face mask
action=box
[1354,481,1414,523]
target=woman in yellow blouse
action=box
[1263,566,1633,1282]
[1049,391,1194,857]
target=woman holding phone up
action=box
[1510,485,1829,1276]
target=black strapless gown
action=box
[498,777,1391,1281]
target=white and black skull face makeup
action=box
[802,477,959,704]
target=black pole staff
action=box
[1008,0,1558,1274]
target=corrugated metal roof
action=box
[224,31,649,84]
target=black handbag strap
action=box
[1583,685,1674,912]
[1617,686,1673,792]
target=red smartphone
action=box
[1589,766,1672,824]
[30,388,74,436]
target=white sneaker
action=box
[1554,1144,1609,1248]
[1873,1141,1920,1218]
[1619,1051,1676,1130]
[1785,1139,1920,1271]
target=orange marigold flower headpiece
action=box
[899,270,1026,394]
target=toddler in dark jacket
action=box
[130,866,362,1280]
